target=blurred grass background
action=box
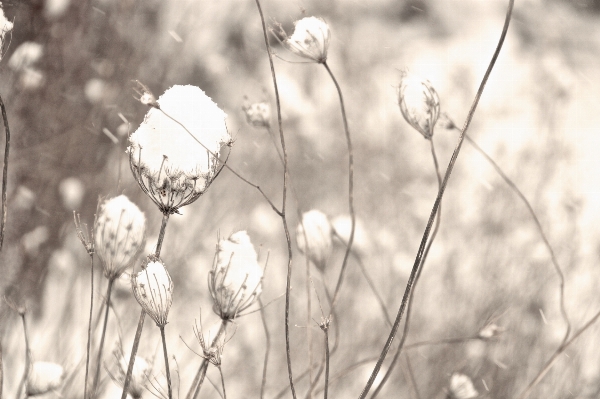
[1,0,600,398]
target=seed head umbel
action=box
[131,258,173,327]
[398,72,440,140]
[242,100,271,129]
[95,195,146,280]
[209,231,263,320]
[448,373,478,399]
[128,85,232,215]
[27,361,64,396]
[277,16,331,63]
[296,210,333,271]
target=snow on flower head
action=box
[128,85,231,215]
[398,72,440,140]
[95,195,146,280]
[131,258,173,327]
[296,210,333,271]
[278,16,330,63]
[209,231,263,320]
[27,361,64,395]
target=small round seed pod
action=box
[131,258,173,327]
[398,72,440,140]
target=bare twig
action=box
[120,310,146,399]
[160,326,173,399]
[259,299,271,399]
[92,278,115,396]
[358,1,514,396]
[15,308,31,399]
[188,320,228,399]
[84,255,94,399]
[0,93,10,251]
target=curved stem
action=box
[322,62,356,314]
[16,312,31,399]
[160,326,173,399]
[252,1,296,398]
[92,278,114,396]
[371,139,442,398]
[358,2,514,397]
[84,255,95,399]
[463,133,571,343]
[0,93,9,251]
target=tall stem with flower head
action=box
[91,278,114,396]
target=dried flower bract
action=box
[209,231,263,320]
[398,72,440,140]
[131,258,173,327]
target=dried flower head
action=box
[128,85,232,215]
[209,231,263,320]
[448,373,478,399]
[0,6,13,60]
[296,210,333,271]
[133,80,158,108]
[109,346,151,399]
[398,72,440,139]
[27,361,64,396]
[242,100,271,129]
[131,258,173,327]
[276,17,331,63]
[95,195,146,280]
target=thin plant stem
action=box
[517,308,600,399]
[188,320,228,399]
[371,139,443,398]
[400,355,420,399]
[218,367,227,399]
[306,256,314,398]
[404,336,479,350]
[462,132,571,343]
[122,212,170,398]
[160,326,173,399]
[0,340,3,399]
[253,1,296,398]
[0,93,10,251]
[322,62,356,314]
[84,255,95,399]
[259,299,270,399]
[358,1,514,397]
[120,310,146,399]
[92,278,115,396]
[16,312,31,399]
[155,213,170,257]
[321,324,330,399]
[0,92,10,252]
[312,357,380,396]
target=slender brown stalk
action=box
[16,311,31,399]
[462,132,571,342]
[517,308,600,399]
[0,340,3,399]
[0,93,10,251]
[259,299,270,399]
[358,2,514,397]
[306,255,314,397]
[160,326,173,399]
[322,62,356,314]
[189,320,228,399]
[155,213,170,257]
[92,278,115,396]
[252,1,296,398]
[371,139,443,398]
[218,367,227,399]
[120,310,146,399]
[320,321,330,399]
[84,255,94,399]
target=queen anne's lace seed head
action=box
[296,210,333,271]
[131,258,173,327]
[27,361,64,395]
[398,72,440,140]
[209,231,263,320]
[242,101,271,129]
[95,195,146,280]
[0,6,13,60]
[278,17,331,63]
[128,85,232,215]
[448,373,478,399]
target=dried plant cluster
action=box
[2,1,599,399]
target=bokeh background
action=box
[2,0,600,398]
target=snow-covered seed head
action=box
[448,373,478,399]
[128,85,232,215]
[278,17,331,63]
[398,72,440,140]
[95,195,146,280]
[209,231,263,320]
[242,100,271,129]
[111,346,151,399]
[296,210,333,271]
[27,361,64,396]
[131,258,173,327]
